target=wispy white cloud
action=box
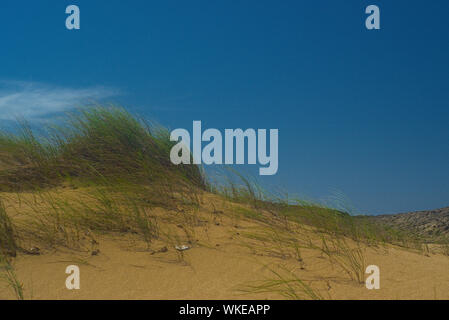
[0,81,119,121]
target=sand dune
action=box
[1,190,449,300]
[1,107,447,300]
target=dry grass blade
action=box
[0,199,17,257]
[320,236,366,284]
[0,253,24,300]
[239,265,322,300]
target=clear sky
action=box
[1,0,448,214]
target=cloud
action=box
[0,81,119,121]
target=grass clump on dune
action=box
[213,169,413,247]
[0,106,206,191]
[0,106,207,254]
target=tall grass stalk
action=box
[239,266,322,300]
[0,253,24,300]
[0,199,17,257]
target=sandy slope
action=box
[1,191,449,300]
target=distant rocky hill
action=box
[373,207,449,239]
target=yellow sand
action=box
[1,191,449,300]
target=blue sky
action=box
[1,0,448,214]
